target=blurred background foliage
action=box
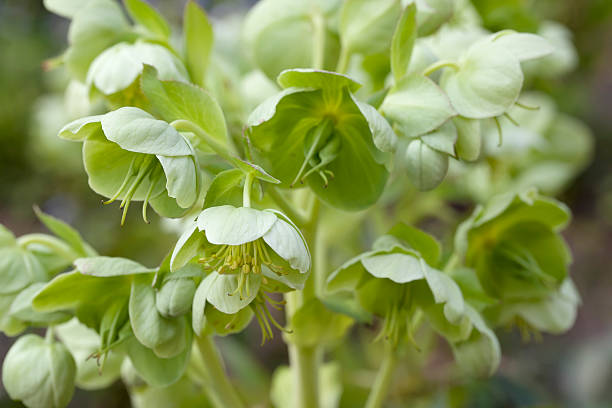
[0,0,611,407]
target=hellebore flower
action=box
[171,205,310,342]
[246,68,396,211]
[454,188,578,337]
[59,107,200,224]
[327,224,501,375]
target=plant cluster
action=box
[0,0,591,407]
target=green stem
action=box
[336,46,351,74]
[17,234,80,262]
[195,335,245,408]
[267,187,308,227]
[243,171,254,208]
[311,12,326,70]
[45,326,55,344]
[364,342,397,408]
[284,193,323,408]
[422,60,460,77]
[443,252,460,274]
[171,120,235,163]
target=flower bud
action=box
[2,334,76,408]
[156,278,196,318]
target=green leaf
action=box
[9,283,71,325]
[339,0,401,55]
[0,224,15,247]
[277,69,361,93]
[197,205,278,246]
[2,334,76,408]
[440,36,523,118]
[183,1,213,87]
[204,169,244,209]
[381,74,455,138]
[453,116,481,161]
[34,207,96,257]
[129,275,188,358]
[141,65,229,148]
[74,256,155,277]
[124,0,170,39]
[126,333,191,387]
[391,2,417,83]
[404,139,449,191]
[86,41,188,95]
[387,223,441,266]
[0,247,46,295]
[232,158,281,184]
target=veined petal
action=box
[170,222,201,271]
[196,206,277,246]
[262,218,310,274]
[205,272,261,314]
[361,252,424,284]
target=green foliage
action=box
[1,0,594,407]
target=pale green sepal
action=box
[2,334,76,408]
[262,218,310,274]
[74,256,156,277]
[196,205,277,246]
[277,69,361,93]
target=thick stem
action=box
[365,342,398,408]
[195,335,245,408]
[443,252,460,274]
[171,120,235,163]
[17,234,80,262]
[336,46,351,74]
[311,12,326,70]
[243,171,254,208]
[284,193,322,408]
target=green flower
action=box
[247,69,396,210]
[327,224,501,375]
[171,205,310,341]
[2,333,77,408]
[454,189,577,335]
[59,107,201,224]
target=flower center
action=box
[103,154,162,225]
[291,119,341,188]
[198,239,288,300]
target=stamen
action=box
[141,167,161,224]
[104,156,137,205]
[493,116,503,147]
[119,155,156,226]
[290,119,334,187]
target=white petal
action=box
[263,218,310,273]
[197,206,277,245]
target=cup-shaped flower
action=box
[59,107,200,224]
[454,189,576,335]
[171,205,310,339]
[439,31,553,119]
[328,228,501,375]
[247,69,396,211]
[327,227,470,342]
[2,333,77,408]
